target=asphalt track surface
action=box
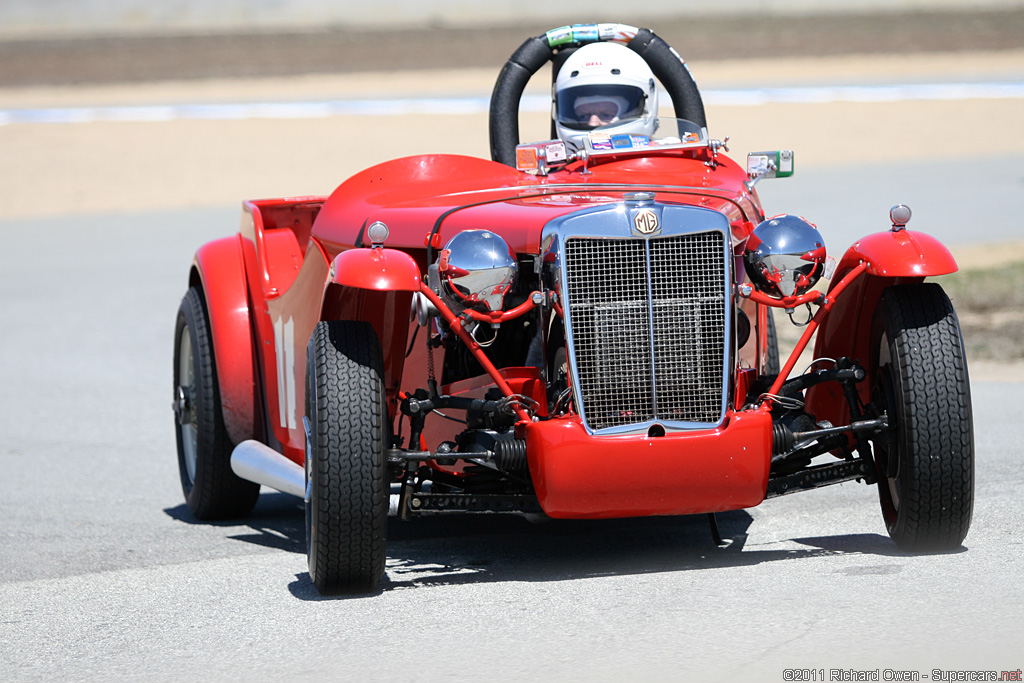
[2,11,1024,683]
[0,201,1022,682]
[1,173,1022,683]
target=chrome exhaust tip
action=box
[230,440,304,498]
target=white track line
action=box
[1,82,1021,125]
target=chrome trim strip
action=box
[643,241,659,421]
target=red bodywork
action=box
[193,142,957,519]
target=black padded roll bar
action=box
[488,35,551,166]
[627,29,706,130]
[488,27,707,167]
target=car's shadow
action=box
[166,493,908,601]
[300,510,906,601]
[164,492,305,554]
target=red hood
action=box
[312,152,760,258]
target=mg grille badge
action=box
[633,208,660,235]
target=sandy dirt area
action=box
[2,50,1023,221]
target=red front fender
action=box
[330,247,422,291]
[190,236,257,446]
[834,228,957,278]
[805,228,958,426]
[320,247,423,419]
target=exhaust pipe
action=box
[230,440,305,498]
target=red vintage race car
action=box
[172,24,973,594]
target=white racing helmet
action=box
[553,41,659,148]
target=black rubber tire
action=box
[872,283,973,551]
[305,320,389,594]
[765,309,781,376]
[173,287,260,520]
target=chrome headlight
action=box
[438,230,517,313]
[744,214,826,297]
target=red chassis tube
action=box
[524,411,773,518]
[417,285,535,423]
[758,261,870,403]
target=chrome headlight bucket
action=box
[438,230,517,313]
[743,214,826,297]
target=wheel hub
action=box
[872,366,899,480]
[173,385,192,426]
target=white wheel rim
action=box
[178,325,198,483]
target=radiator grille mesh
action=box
[563,232,727,431]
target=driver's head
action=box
[553,42,659,148]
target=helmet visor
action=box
[556,84,647,131]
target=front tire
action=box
[305,320,389,594]
[872,283,973,551]
[173,287,259,520]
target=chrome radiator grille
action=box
[563,231,727,431]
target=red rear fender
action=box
[190,236,257,445]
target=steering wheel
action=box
[489,23,707,167]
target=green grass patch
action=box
[938,261,1024,361]
[937,260,1024,314]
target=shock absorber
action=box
[494,437,528,472]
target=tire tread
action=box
[879,283,973,550]
[307,320,388,594]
